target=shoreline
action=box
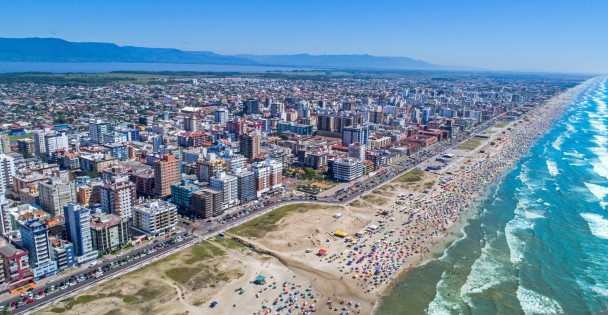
[34,78,600,315]
[370,77,599,314]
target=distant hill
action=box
[0,37,459,70]
[237,54,443,70]
[0,38,257,65]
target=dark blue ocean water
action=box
[376,78,608,315]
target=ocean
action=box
[376,78,608,315]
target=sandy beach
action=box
[36,81,591,315]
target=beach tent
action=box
[254,275,267,284]
[318,249,327,256]
[367,225,379,232]
[334,231,348,238]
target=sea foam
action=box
[589,147,608,180]
[460,241,506,296]
[516,286,565,315]
[584,182,608,202]
[546,160,559,176]
[580,213,608,240]
[551,135,564,151]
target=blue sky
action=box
[1,0,607,74]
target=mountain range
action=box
[0,37,457,70]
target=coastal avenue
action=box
[5,108,507,315]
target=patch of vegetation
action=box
[135,282,168,301]
[213,237,246,250]
[166,267,200,284]
[457,138,483,151]
[122,295,137,303]
[424,181,436,189]
[495,121,511,128]
[50,308,67,313]
[395,169,424,183]
[229,204,323,238]
[8,133,32,140]
[71,295,99,305]
[362,194,389,204]
[349,199,367,207]
[184,243,225,264]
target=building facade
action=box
[333,158,364,182]
[18,220,57,279]
[132,200,177,236]
[210,171,238,209]
[90,213,130,253]
[38,177,76,216]
[63,203,97,263]
[190,188,223,218]
[153,154,180,197]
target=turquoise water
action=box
[376,78,608,315]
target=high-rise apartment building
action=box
[0,241,33,289]
[342,125,369,147]
[214,108,229,124]
[89,213,130,253]
[240,132,261,161]
[348,142,366,161]
[0,133,10,154]
[243,98,260,115]
[333,157,364,182]
[170,178,203,210]
[183,115,199,132]
[100,177,136,219]
[196,153,225,183]
[250,159,282,197]
[89,120,111,144]
[191,187,223,218]
[18,220,57,279]
[0,154,16,192]
[153,154,180,197]
[132,200,177,236]
[63,203,97,263]
[38,177,76,216]
[210,171,238,209]
[17,139,35,158]
[233,168,256,204]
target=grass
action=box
[8,133,32,140]
[424,181,436,189]
[184,242,225,264]
[362,194,389,204]
[122,295,137,303]
[349,199,367,207]
[50,308,66,313]
[495,121,511,128]
[44,237,242,313]
[395,169,425,183]
[457,138,483,151]
[72,295,99,305]
[166,267,199,284]
[166,242,228,284]
[229,204,317,238]
[213,237,246,250]
[135,282,167,301]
